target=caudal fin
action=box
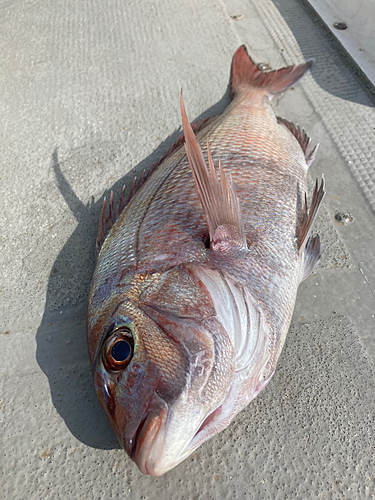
[230,45,314,99]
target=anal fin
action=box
[180,92,247,251]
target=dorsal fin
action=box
[297,176,326,251]
[180,92,247,250]
[230,45,314,99]
[277,116,319,167]
[95,117,214,259]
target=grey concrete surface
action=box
[1,0,375,499]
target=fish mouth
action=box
[129,400,224,476]
[130,404,223,476]
[130,394,169,475]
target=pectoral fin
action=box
[301,235,321,281]
[180,92,247,251]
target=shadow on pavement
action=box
[35,88,231,449]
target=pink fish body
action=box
[87,46,325,475]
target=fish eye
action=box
[103,327,134,371]
[111,339,131,361]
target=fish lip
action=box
[129,399,226,476]
[131,405,221,476]
[130,393,169,475]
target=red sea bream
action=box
[87,46,325,475]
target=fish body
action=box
[87,46,324,475]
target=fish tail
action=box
[230,45,314,99]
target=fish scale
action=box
[87,45,325,475]
[130,102,306,366]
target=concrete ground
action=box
[1,0,375,498]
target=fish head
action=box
[87,264,235,475]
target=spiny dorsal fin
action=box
[180,92,247,251]
[301,235,321,281]
[96,188,122,259]
[298,176,326,251]
[277,116,319,167]
[230,45,314,99]
[95,117,215,259]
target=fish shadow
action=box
[35,89,231,449]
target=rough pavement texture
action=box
[1,0,375,498]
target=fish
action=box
[87,45,325,476]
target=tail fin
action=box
[230,45,314,99]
